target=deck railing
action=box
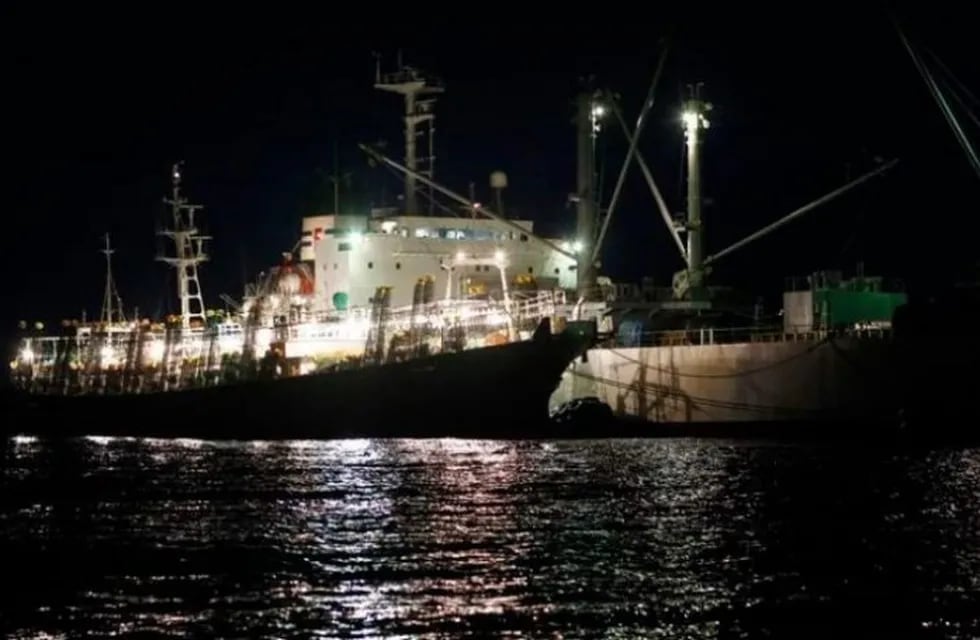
[603,324,894,348]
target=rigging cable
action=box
[924,48,980,110]
[934,72,980,131]
[892,13,980,181]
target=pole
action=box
[101,233,114,324]
[404,93,418,214]
[576,89,598,299]
[682,88,707,298]
[333,140,340,214]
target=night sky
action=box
[4,6,978,336]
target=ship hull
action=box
[552,335,905,433]
[3,322,593,440]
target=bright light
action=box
[219,335,242,354]
[100,345,116,364]
[455,250,466,261]
[682,110,710,131]
[572,240,584,253]
[494,249,505,263]
[380,220,397,234]
[18,347,33,364]
[592,104,606,118]
[349,230,364,245]
[147,340,165,363]
[487,312,509,326]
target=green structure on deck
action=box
[783,270,908,333]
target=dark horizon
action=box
[3,6,978,331]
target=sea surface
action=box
[2,436,979,638]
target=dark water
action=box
[2,437,979,638]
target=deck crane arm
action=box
[700,158,900,270]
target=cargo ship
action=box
[4,58,600,439]
[548,49,912,434]
[551,24,978,436]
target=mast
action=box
[575,84,603,300]
[680,84,711,300]
[99,232,125,324]
[374,53,444,215]
[157,163,209,330]
[326,139,351,215]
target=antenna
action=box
[100,232,126,325]
[326,139,351,214]
[574,83,604,299]
[157,162,210,330]
[374,53,444,215]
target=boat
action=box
[3,56,601,440]
[551,271,908,435]
[549,46,914,435]
[4,317,595,439]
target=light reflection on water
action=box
[2,437,980,638]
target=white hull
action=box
[551,335,900,424]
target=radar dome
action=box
[490,171,508,189]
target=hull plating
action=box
[4,329,589,440]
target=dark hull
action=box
[892,292,980,437]
[3,324,591,440]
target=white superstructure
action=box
[300,214,366,262]
[309,214,578,311]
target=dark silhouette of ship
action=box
[3,318,596,440]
